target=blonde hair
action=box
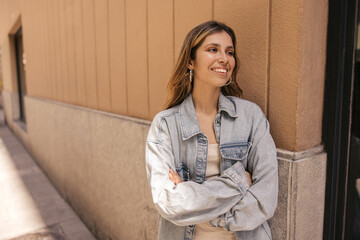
[163,21,242,110]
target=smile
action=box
[211,68,228,73]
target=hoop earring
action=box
[225,77,232,86]
[189,69,193,83]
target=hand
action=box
[246,171,252,187]
[169,169,183,185]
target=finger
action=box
[169,169,176,177]
[169,172,179,185]
[175,175,182,182]
[169,169,183,185]
[170,169,179,178]
[169,177,176,184]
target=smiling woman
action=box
[189,31,235,90]
[146,21,278,240]
[163,21,242,111]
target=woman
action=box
[146,21,278,240]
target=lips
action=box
[212,68,227,73]
[211,68,229,76]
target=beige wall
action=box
[0,0,328,151]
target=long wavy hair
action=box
[163,21,242,110]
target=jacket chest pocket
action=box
[220,142,252,170]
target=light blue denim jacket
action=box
[146,92,278,240]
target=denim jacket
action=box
[146,92,278,240]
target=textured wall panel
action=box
[82,0,98,109]
[0,0,21,43]
[148,0,174,118]
[39,0,47,99]
[73,0,86,106]
[58,0,70,102]
[52,0,63,101]
[45,1,56,100]
[268,1,300,150]
[109,0,127,115]
[174,0,212,60]
[23,0,37,97]
[65,0,78,104]
[296,0,327,150]
[125,0,149,119]
[94,0,111,112]
[1,38,14,92]
[214,0,270,115]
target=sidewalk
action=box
[0,109,96,240]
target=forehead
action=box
[201,31,234,47]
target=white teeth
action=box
[213,68,227,73]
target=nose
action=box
[218,51,229,64]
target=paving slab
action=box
[0,111,96,240]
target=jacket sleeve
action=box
[146,115,250,226]
[210,115,278,231]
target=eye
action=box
[208,48,217,52]
[227,51,234,56]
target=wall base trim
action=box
[277,145,324,161]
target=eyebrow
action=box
[204,43,234,49]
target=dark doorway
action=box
[14,27,27,123]
[323,0,360,239]
[350,51,360,240]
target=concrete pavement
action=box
[0,109,96,240]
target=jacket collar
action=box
[179,92,238,140]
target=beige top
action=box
[194,144,236,240]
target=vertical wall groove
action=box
[125,0,149,118]
[212,0,214,19]
[124,0,128,115]
[60,0,69,102]
[146,0,150,118]
[73,0,86,106]
[106,0,112,110]
[67,0,78,104]
[64,0,70,103]
[41,0,47,99]
[80,0,86,106]
[172,0,175,67]
[70,0,78,104]
[46,1,54,100]
[55,0,63,100]
[95,0,111,111]
[92,0,99,109]
[266,0,272,119]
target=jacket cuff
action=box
[222,162,250,195]
[209,214,230,231]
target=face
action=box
[189,31,235,88]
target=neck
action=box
[192,84,220,115]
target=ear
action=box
[187,59,195,70]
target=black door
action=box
[14,27,27,123]
[323,0,360,239]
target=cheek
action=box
[230,59,236,71]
